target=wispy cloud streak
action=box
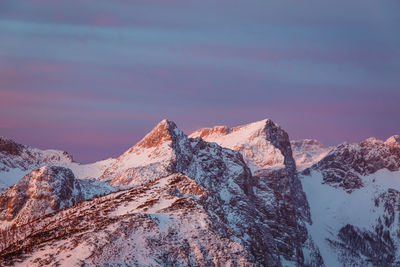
[0,0,399,162]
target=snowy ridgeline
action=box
[0,121,399,266]
[0,120,331,190]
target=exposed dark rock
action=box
[0,166,83,223]
[0,137,24,156]
[304,137,400,192]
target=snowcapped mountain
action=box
[100,119,192,187]
[0,137,73,189]
[189,121,331,172]
[1,173,255,266]
[0,137,116,190]
[304,136,400,191]
[0,120,399,266]
[0,119,323,266]
[190,119,286,172]
[301,135,400,266]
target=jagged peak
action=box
[231,118,274,130]
[158,119,175,127]
[0,137,25,156]
[261,119,292,157]
[135,119,183,149]
[385,135,400,147]
[188,118,295,173]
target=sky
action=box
[0,0,399,162]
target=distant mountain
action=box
[0,120,399,266]
[290,139,332,170]
[0,137,116,191]
[0,137,73,189]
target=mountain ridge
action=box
[0,118,399,266]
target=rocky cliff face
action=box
[262,119,311,222]
[0,138,25,157]
[0,166,83,227]
[191,120,311,221]
[305,136,400,192]
[191,119,320,264]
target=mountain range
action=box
[0,118,399,266]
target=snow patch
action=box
[302,169,400,267]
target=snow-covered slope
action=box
[190,119,286,172]
[1,173,253,266]
[301,135,400,266]
[0,137,72,188]
[0,137,116,190]
[100,119,192,187]
[1,167,321,266]
[190,121,330,172]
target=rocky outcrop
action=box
[304,136,400,191]
[385,135,400,147]
[0,137,25,156]
[0,166,83,225]
[262,119,311,222]
[191,120,312,222]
